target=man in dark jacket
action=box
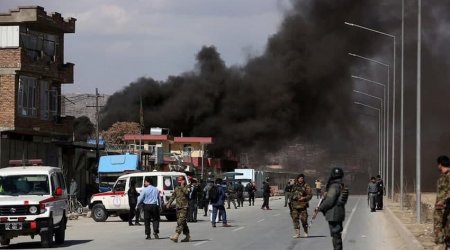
[261,178,271,210]
[211,178,231,228]
[246,182,256,206]
[316,168,347,250]
[127,180,141,226]
[376,175,384,210]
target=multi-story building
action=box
[0,6,76,167]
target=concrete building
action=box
[0,6,76,175]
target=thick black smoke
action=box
[100,0,450,192]
[102,1,371,156]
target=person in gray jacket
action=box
[316,168,347,250]
[367,177,378,212]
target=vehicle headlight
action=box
[29,206,38,214]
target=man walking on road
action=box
[166,176,191,243]
[433,155,450,250]
[376,175,384,210]
[289,174,312,238]
[367,177,378,212]
[261,177,272,210]
[128,180,141,226]
[284,181,293,207]
[136,177,160,239]
[315,179,322,199]
[316,167,348,250]
[211,178,231,228]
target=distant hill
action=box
[62,93,109,124]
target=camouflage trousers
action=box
[291,207,308,233]
[175,208,190,235]
[433,209,450,244]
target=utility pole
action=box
[87,88,103,163]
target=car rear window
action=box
[163,175,184,190]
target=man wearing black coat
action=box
[261,177,271,210]
[316,168,347,250]
[128,180,141,226]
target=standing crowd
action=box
[120,169,349,250]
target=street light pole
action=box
[400,0,405,210]
[354,102,382,177]
[346,22,396,199]
[349,53,390,197]
[353,90,384,175]
[352,76,386,179]
[416,0,422,224]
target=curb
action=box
[385,205,425,250]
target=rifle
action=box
[309,192,326,226]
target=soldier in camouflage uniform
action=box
[166,176,191,243]
[289,174,312,238]
[433,155,450,250]
[226,182,238,209]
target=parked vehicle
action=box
[234,169,297,197]
[89,171,190,222]
[97,154,141,192]
[0,165,68,248]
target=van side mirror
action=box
[55,187,63,196]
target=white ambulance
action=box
[0,165,68,247]
[89,171,190,222]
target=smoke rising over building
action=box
[100,0,450,192]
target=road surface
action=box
[2,196,407,250]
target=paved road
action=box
[2,196,407,250]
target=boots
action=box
[180,234,191,242]
[169,233,180,243]
[293,229,300,238]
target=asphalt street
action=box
[2,196,407,250]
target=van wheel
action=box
[40,219,54,248]
[0,238,10,246]
[165,215,176,221]
[92,204,108,222]
[119,213,129,222]
[54,216,66,244]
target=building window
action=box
[183,144,192,157]
[18,76,37,117]
[49,87,58,118]
[40,81,49,120]
[20,29,58,61]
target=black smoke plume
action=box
[100,0,450,192]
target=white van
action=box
[88,171,189,222]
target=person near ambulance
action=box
[289,174,312,238]
[166,176,191,243]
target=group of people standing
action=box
[124,170,348,250]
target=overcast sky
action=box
[1,0,291,94]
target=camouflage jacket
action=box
[168,186,190,209]
[435,171,450,208]
[290,182,312,209]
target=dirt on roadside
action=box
[388,192,436,250]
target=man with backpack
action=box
[210,178,231,228]
[315,167,348,250]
